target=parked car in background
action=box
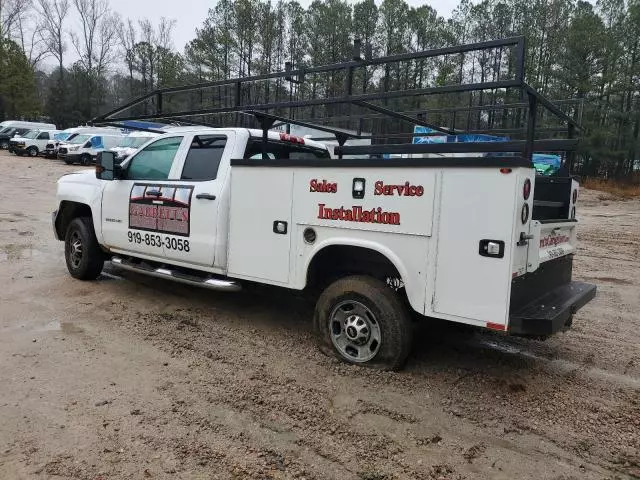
[57,133,124,165]
[0,121,57,149]
[110,130,160,163]
[44,127,121,158]
[9,129,61,157]
[44,131,75,158]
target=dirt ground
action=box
[0,151,638,480]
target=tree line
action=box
[0,0,638,179]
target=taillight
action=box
[521,203,530,224]
[572,189,578,203]
[523,179,531,200]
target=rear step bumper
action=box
[509,281,596,336]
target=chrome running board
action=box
[110,256,241,292]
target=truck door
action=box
[432,170,516,327]
[161,132,234,267]
[101,136,187,258]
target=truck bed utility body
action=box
[53,37,595,369]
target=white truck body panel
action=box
[54,127,592,338]
[226,164,533,322]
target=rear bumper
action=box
[509,281,596,336]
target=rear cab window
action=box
[243,138,330,160]
[181,135,227,181]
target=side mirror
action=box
[96,151,116,181]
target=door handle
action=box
[196,193,217,200]
[517,232,534,246]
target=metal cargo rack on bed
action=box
[91,36,582,178]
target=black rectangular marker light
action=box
[352,178,366,199]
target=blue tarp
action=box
[411,126,562,174]
[412,126,509,144]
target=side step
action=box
[110,256,241,292]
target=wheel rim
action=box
[1,142,7,149]
[81,156,90,165]
[329,300,381,363]
[29,148,37,157]
[68,231,84,269]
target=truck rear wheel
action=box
[64,217,104,280]
[313,275,413,370]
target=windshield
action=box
[23,130,40,139]
[117,136,153,148]
[0,127,10,134]
[69,134,91,144]
[54,132,72,141]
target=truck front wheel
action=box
[313,275,413,370]
[64,217,104,280]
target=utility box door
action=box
[433,170,516,325]
[227,167,294,285]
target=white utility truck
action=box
[52,37,596,369]
[52,127,596,369]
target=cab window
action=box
[127,137,183,180]
[37,132,50,140]
[181,135,227,181]
[243,139,330,160]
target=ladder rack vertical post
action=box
[524,92,537,163]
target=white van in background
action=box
[110,130,160,163]
[57,133,125,165]
[44,127,120,158]
[0,121,57,149]
[9,129,61,156]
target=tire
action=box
[0,140,8,149]
[64,217,104,280]
[80,154,92,166]
[313,275,413,370]
[64,158,74,165]
[27,146,38,157]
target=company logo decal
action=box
[129,184,194,237]
[540,234,570,248]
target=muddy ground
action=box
[0,151,638,480]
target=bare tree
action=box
[71,0,120,115]
[117,18,136,93]
[0,0,31,40]
[35,0,69,76]
[134,17,176,92]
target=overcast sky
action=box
[104,0,460,52]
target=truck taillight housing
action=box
[523,179,531,200]
[572,189,578,203]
